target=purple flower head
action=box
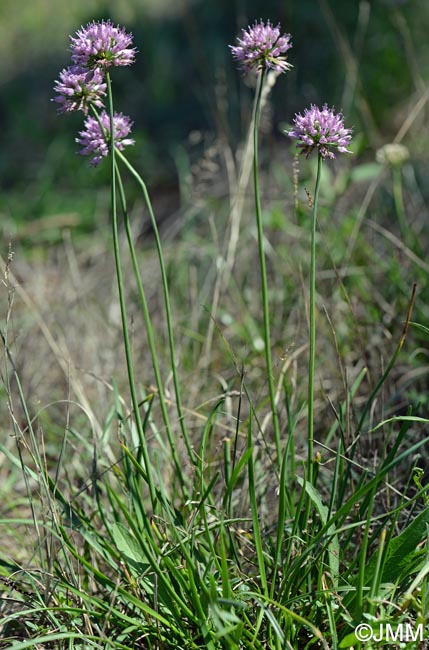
[230,19,292,74]
[287,104,353,160]
[53,67,106,114]
[76,110,135,166]
[70,20,136,71]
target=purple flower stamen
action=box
[230,19,292,74]
[76,110,135,166]
[287,104,353,159]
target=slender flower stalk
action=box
[287,104,353,486]
[307,154,322,487]
[391,165,407,241]
[100,82,192,498]
[253,70,281,460]
[113,161,193,498]
[103,72,157,510]
[230,20,292,464]
[114,148,196,475]
[376,143,410,242]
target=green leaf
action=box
[350,162,381,183]
[224,448,252,498]
[111,522,149,572]
[297,478,340,584]
[409,321,429,336]
[339,631,360,648]
[366,508,429,585]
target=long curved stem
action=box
[307,153,323,487]
[105,73,157,508]
[114,149,195,470]
[114,163,190,499]
[253,70,281,462]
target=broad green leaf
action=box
[366,508,429,586]
[350,162,382,183]
[111,521,149,572]
[339,631,360,648]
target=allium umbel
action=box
[76,111,135,166]
[287,104,353,159]
[376,143,409,167]
[70,20,136,70]
[230,19,292,74]
[53,67,106,114]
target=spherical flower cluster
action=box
[230,19,292,74]
[287,104,352,159]
[54,20,136,114]
[70,20,136,70]
[76,111,135,166]
[53,67,106,114]
[376,143,409,167]
[54,20,136,164]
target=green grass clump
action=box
[1,330,429,648]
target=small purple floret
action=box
[70,20,136,70]
[53,67,106,114]
[230,19,292,74]
[76,111,135,166]
[287,104,353,159]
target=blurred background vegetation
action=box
[0,0,428,241]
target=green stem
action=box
[105,73,157,508]
[392,165,407,242]
[355,487,376,621]
[253,69,281,462]
[113,164,191,500]
[307,154,323,487]
[114,149,196,470]
[247,404,268,598]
